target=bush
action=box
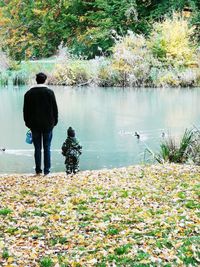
[0,72,9,86]
[148,13,197,68]
[154,68,180,87]
[149,67,199,87]
[0,50,10,72]
[48,60,93,86]
[111,31,152,86]
[150,128,200,165]
[97,60,123,87]
[178,68,198,87]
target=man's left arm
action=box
[23,93,30,128]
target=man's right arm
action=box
[23,93,30,128]
[51,92,58,126]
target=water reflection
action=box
[0,86,199,173]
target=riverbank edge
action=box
[0,163,200,178]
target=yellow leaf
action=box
[50,214,60,221]
[7,257,14,263]
[140,259,151,264]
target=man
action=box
[23,73,58,175]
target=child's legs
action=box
[72,157,79,172]
[65,156,74,174]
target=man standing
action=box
[23,73,58,175]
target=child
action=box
[61,127,82,174]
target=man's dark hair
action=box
[36,72,47,84]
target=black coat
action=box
[23,85,58,131]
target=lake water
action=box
[0,86,200,173]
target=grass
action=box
[2,248,9,259]
[114,244,132,255]
[0,165,199,266]
[39,257,54,267]
[147,128,200,165]
[157,129,194,163]
[0,73,9,86]
[1,52,200,87]
[0,208,12,216]
[0,58,56,86]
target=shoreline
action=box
[0,162,199,173]
[0,163,200,177]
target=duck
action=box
[0,148,6,151]
[134,132,140,139]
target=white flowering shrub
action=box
[47,25,200,88]
[48,60,93,86]
[111,31,152,86]
[0,50,10,71]
[154,69,180,87]
[178,69,198,87]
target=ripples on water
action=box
[0,86,200,173]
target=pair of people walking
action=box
[23,72,81,175]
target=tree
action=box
[0,0,199,60]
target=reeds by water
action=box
[147,128,200,165]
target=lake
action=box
[0,86,199,173]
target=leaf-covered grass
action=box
[0,164,199,266]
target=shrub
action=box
[49,60,92,86]
[111,31,152,86]
[0,72,9,86]
[48,64,74,85]
[12,71,29,85]
[0,50,10,71]
[151,128,200,165]
[97,62,122,87]
[148,13,197,68]
[157,129,194,163]
[187,127,200,165]
[149,66,199,88]
[178,68,198,87]
[154,68,181,87]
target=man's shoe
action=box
[33,172,42,177]
[43,173,53,177]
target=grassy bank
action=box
[0,164,199,266]
[1,15,200,88]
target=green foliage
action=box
[156,129,194,164]
[0,50,10,71]
[114,244,132,255]
[0,72,9,86]
[39,257,54,267]
[0,1,199,88]
[111,31,152,86]
[0,0,199,60]
[148,14,197,68]
[49,60,92,86]
[151,127,200,165]
[2,247,9,259]
[106,227,120,236]
[0,208,12,216]
[50,236,68,246]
